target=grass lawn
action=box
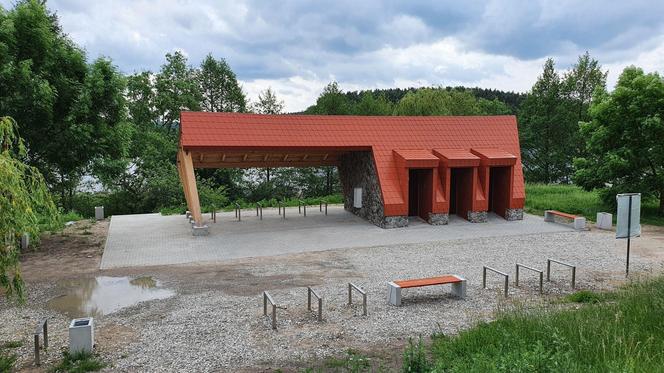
[426,275,664,372]
[525,183,664,226]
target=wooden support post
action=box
[176,155,192,214]
[179,149,203,226]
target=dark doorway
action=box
[489,166,511,218]
[408,169,433,220]
[449,168,474,219]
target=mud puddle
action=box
[47,276,175,317]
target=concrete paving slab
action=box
[100,205,574,269]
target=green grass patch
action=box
[1,340,23,349]
[525,183,664,226]
[61,211,85,223]
[49,350,106,373]
[425,276,664,372]
[565,290,605,304]
[0,353,17,372]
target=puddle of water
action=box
[47,276,175,318]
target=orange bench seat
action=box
[546,210,577,220]
[388,274,467,306]
[394,275,462,289]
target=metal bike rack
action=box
[515,263,544,294]
[348,282,367,316]
[263,291,278,330]
[277,201,286,219]
[483,266,509,297]
[234,202,241,221]
[547,259,576,289]
[307,287,323,322]
[256,202,263,220]
[298,199,307,216]
[211,208,216,223]
[34,318,48,366]
[319,200,328,215]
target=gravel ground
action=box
[2,229,662,372]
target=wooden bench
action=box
[387,275,466,306]
[544,210,586,230]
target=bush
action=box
[402,337,430,373]
[49,350,105,373]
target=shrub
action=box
[402,337,430,373]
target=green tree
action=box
[155,51,201,133]
[251,87,284,184]
[563,51,608,124]
[0,1,128,209]
[393,88,482,116]
[574,67,664,213]
[198,54,246,113]
[351,92,393,115]
[1,117,59,299]
[251,87,284,115]
[518,58,576,183]
[305,82,351,114]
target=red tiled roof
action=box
[433,149,481,168]
[393,149,440,168]
[180,112,525,215]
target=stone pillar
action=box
[467,210,488,223]
[427,213,449,225]
[505,208,524,221]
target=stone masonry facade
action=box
[338,151,408,228]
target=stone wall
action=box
[338,151,407,228]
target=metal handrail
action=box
[547,259,576,289]
[515,263,544,294]
[319,199,328,215]
[348,282,367,316]
[263,291,277,330]
[34,318,48,366]
[483,266,509,297]
[307,287,323,322]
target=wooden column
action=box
[179,148,203,226]
[176,151,192,214]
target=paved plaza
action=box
[100,205,574,269]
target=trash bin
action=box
[69,317,94,353]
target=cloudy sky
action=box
[3,0,664,111]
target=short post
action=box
[263,291,277,330]
[282,201,286,219]
[307,287,323,322]
[234,203,241,221]
[348,282,367,316]
[482,266,509,297]
[298,199,303,214]
[325,202,328,215]
[34,318,48,366]
[546,259,577,289]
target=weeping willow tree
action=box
[1,117,60,299]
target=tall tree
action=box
[563,52,608,124]
[252,87,284,115]
[393,88,483,116]
[0,1,129,208]
[155,51,201,133]
[574,67,664,213]
[352,92,393,115]
[198,54,246,113]
[305,82,351,115]
[518,58,575,183]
